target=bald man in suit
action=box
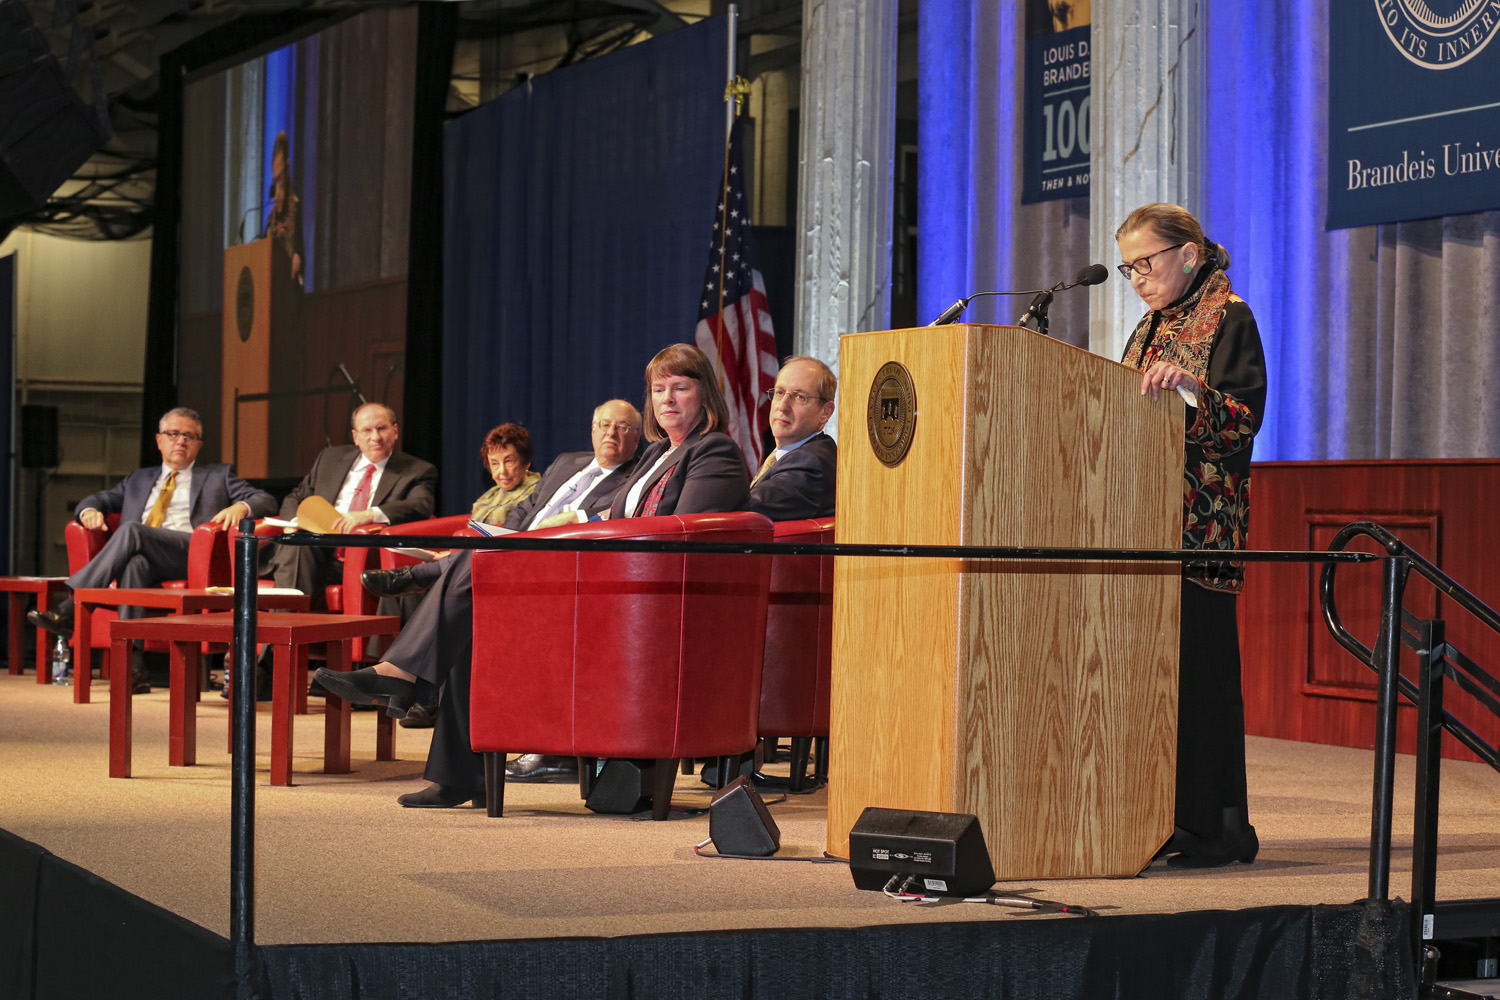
[267,402,437,604]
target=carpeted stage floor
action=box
[2,669,1497,996]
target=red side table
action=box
[0,576,68,681]
[108,611,401,786]
[72,587,310,704]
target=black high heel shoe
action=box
[312,666,429,719]
[397,783,487,808]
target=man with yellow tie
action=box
[28,408,276,663]
[744,356,838,521]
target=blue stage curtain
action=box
[1204,3,1500,460]
[441,19,726,506]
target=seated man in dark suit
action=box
[746,356,838,521]
[359,399,643,598]
[28,407,276,688]
[267,402,437,604]
[338,400,644,794]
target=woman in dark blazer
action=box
[315,344,749,809]
[608,342,749,519]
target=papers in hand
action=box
[467,519,514,537]
[262,517,297,529]
[390,547,441,562]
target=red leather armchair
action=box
[65,515,228,660]
[469,511,774,820]
[377,515,475,572]
[759,517,834,791]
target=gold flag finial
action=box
[724,75,751,116]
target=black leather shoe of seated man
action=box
[28,606,74,639]
[360,567,429,599]
[504,754,578,782]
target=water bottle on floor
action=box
[51,635,71,686]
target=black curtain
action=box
[440,18,726,506]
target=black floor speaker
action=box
[708,775,780,856]
[584,758,655,814]
[848,807,995,897]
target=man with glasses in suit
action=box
[28,407,276,690]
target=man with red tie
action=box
[267,402,437,605]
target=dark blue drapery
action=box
[441,19,726,506]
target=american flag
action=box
[694,118,778,472]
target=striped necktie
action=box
[145,470,177,528]
[750,451,777,487]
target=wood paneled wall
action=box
[1240,459,1500,763]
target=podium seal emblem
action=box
[867,361,916,467]
[235,266,255,342]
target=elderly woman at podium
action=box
[1115,203,1268,869]
[313,342,750,808]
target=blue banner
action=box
[1021,17,1091,204]
[1327,0,1500,229]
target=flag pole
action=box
[709,5,738,393]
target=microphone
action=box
[1014,264,1110,335]
[238,198,274,244]
[927,288,1053,326]
[336,363,369,406]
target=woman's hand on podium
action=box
[1140,360,1199,402]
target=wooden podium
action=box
[827,324,1185,879]
[222,238,299,478]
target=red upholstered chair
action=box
[229,521,389,663]
[758,517,835,791]
[377,515,474,572]
[469,511,774,820]
[65,515,228,662]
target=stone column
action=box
[1088,1,1205,361]
[793,0,899,388]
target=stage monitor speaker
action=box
[584,758,655,814]
[709,775,780,856]
[848,807,995,897]
[20,404,58,468]
[0,0,109,220]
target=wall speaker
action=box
[584,758,654,814]
[848,807,995,897]
[708,775,780,856]
[20,404,58,468]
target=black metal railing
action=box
[1321,521,1500,987]
[226,527,1379,996]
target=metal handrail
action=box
[1320,520,1500,772]
[1319,520,1500,988]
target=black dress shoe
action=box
[1166,826,1259,869]
[312,666,427,719]
[28,607,74,639]
[504,754,578,782]
[360,567,429,599]
[398,700,438,729]
[397,783,486,808]
[132,667,151,695]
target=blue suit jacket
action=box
[76,463,276,528]
[746,432,837,521]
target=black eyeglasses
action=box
[159,430,201,442]
[1116,243,1186,280]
